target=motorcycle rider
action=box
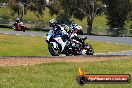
[70,22,78,31]
[69,22,87,47]
[13,18,24,31]
[46,19,69,52]
[71,22,83,35]
[70,22,82,33]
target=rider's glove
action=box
[46,38,50,43]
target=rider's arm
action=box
[20,22,24,26]
[46,30,54,41]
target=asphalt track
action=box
[0,30,132,44]
[0,30,132,56]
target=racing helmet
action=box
[49,19,58,28]
[16,18,20,22]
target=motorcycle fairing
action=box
[54,37,67,52]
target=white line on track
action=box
[4,33,9,34]
[94,53,105,55]
[95,50,132,55]
[30,35,35,36]
[16,34,20,35]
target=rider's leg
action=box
[57,40,67,52]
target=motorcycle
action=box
[13,22,25,32]
[46,29,94,56]
[70,23,83,35]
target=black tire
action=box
[22,26,25,32]
[48,43,61,56]
[79,30,83,35]
[77,30,83,35]
[86,49,94,55]
[86,51,93,55]
[65,53,72,56]
[64,48,72,56]
[85,44,94,55]
[23,29,25,32]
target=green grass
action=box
[0,35,50,56]
[0,28,12,31]
[0,57,132,88]
[0,34,132,56]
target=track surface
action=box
[0,30,132,44]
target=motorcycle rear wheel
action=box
[86,50,94,55]
[85,44,94,55]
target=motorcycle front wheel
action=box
[48,43,61,56]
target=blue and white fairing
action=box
[46,26,68,51]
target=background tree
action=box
[128,0,132,20]
[104,0,130,36]
[60,0,103,34]
[8,0,47,21]
[41,0,71,25]
[0,0,9,3]
[128,0,132,29]
[8,0,25,17]
[49,0,71,24]
[46,0,60,16]
[28,0,47,19]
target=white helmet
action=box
[16,18,20,21]
[50,19,57,24]
[49,19,58,27]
